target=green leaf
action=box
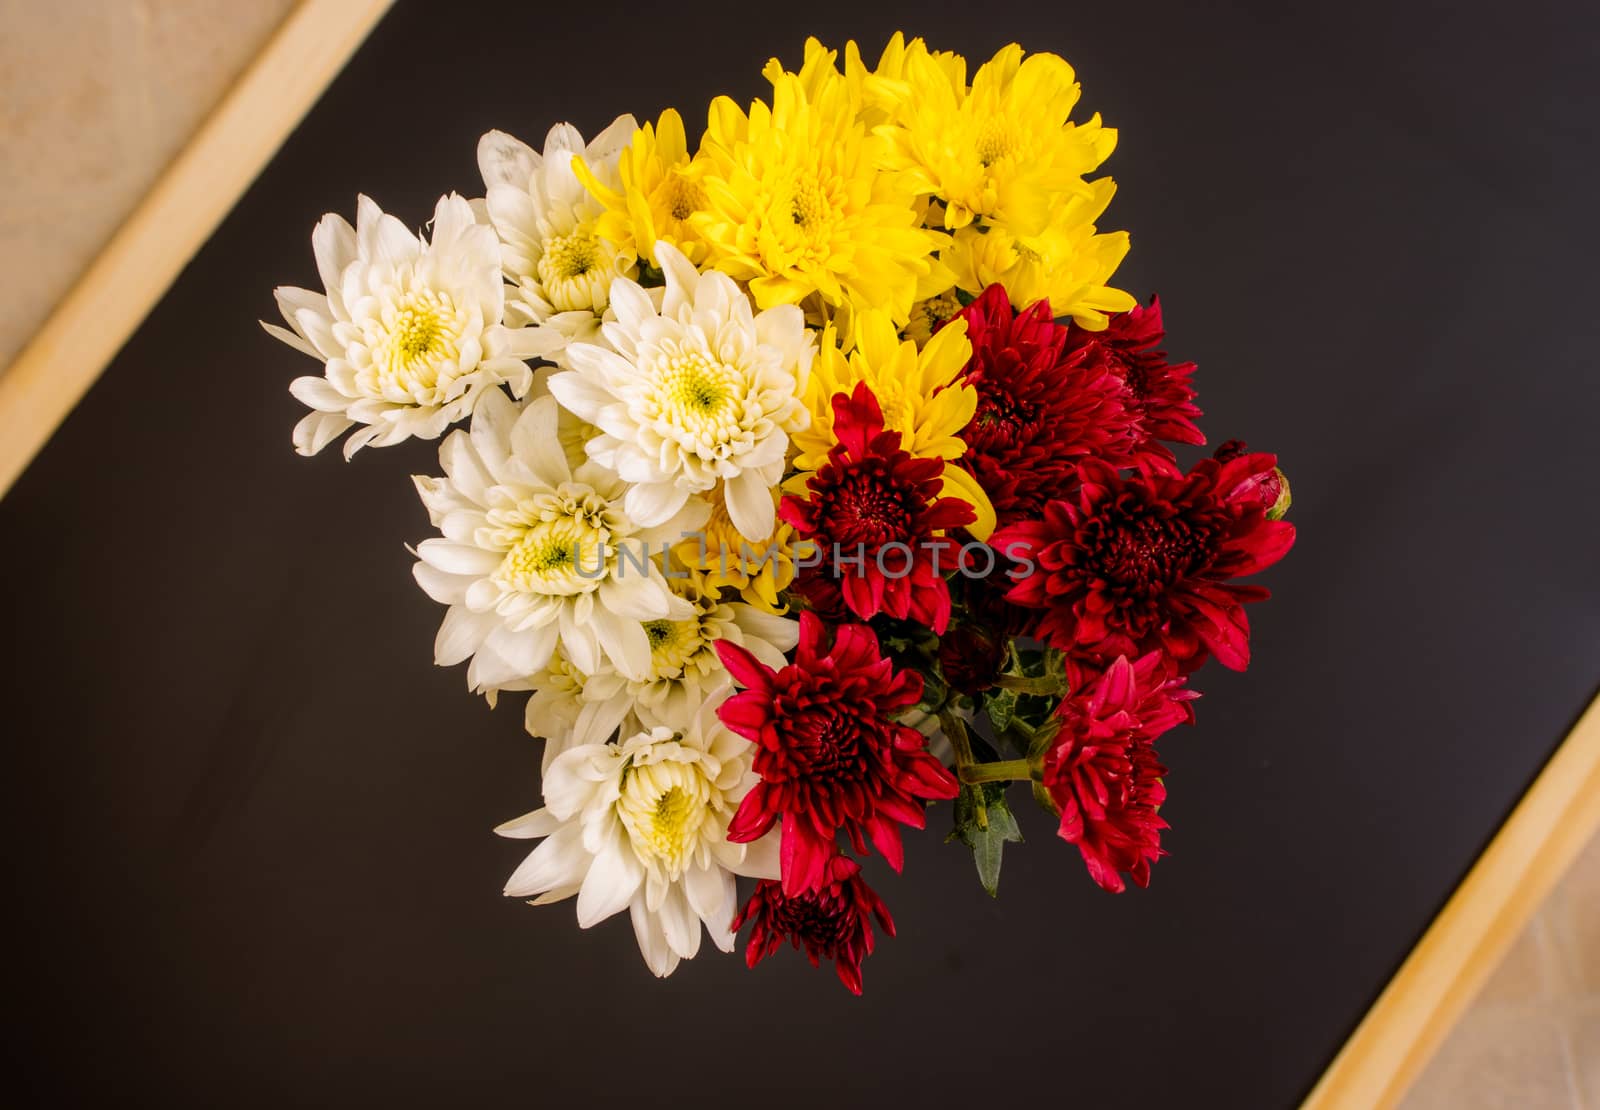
[947,783,1024,898]
[984,687,1019,733]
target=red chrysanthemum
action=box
[1061,296,1204,466]
[781,383,975,633]
[733,855,895,995]
[946,283,1136,526]
[1044,652,1196,893]
[715,611,960,895]
[994,454,1296,673]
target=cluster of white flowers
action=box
[266,117,810,976]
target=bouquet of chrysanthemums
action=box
[265,33,1294,993]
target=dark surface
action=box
[6,1,1599,1106]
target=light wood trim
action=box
[1303,690,1600,1109]
[0,0,395,498]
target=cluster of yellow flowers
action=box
[577,34,1134,336]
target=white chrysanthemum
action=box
[496,693,779,977]
[266,194,558,457]
[520,655,635,771]
[631,568,798,725]
[478,119,637,354]
[521,569,797,767]
[411,391,708,687]
[547,241,814,542]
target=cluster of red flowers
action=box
[719,283,1294,992]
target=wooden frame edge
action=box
[1303,690,1600,1108]
[0,0,395,499]
[3,7,1597,1104]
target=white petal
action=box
[624,481,690,529]
[502,822,586,897]
[590,606,651,681]
[657,881,702,961]
[288,375,349,413]
[434,605,491,667]
[291,410,352,456]
[509,393,569,485]
[724,470,775,542]
[494,807,562,839]
[417,539,502,577]
[629,895,680,978]
[412,562,469,606]
[478,129,539,189]
[262,321,320,360]
[310,214,356,309]
[575,843,642,927]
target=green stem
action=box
[992,674,1065,695]
[959,758,1035,785]
[939,710,987,830]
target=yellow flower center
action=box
[642,615,710,679]
[618,757,712,874]
[366,289,463,401]
[664,174,707,222]
[545,230,599,279]
[395,305,443,360]
[975,118,1019,167]
[495,514,605,597]
[645,342,746,459]
[537,227,612,313]
[790,175,829,229]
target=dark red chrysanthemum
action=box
[1044,652,1196,893]
[715,611,960,896]
[781,383,975,633]
[733,855,895,995]
[786,561,852,623]
[946,283,1136,526]
[993,454,1296,673]
[1061,296,1204,466]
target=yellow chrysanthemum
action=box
[945,181,1136,329]
[690,65,946,325]
[672,485,812,613]
[573,109,710,268]
[792,310,995,540]
[875,41,1119,237]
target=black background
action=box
[6,1,1599,1106]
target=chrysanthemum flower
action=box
[715,611,960,895]
[691,67,946,324]
[573,109,710,268]
[547,240,813,541]
[626,568,799,729]
[950,283,1136,526]
[944,183,1136,329]
[781,384,976,632]
[793,309,995,539]
[410,392,707,688]
[268,194,556,457]
[517,567,796,767]
[1044,652,1196,892]
[496,696,779,978]
[672,485,808,614]
[1061,296,1204,465]
[875,41,1117,235]
[521,653,633,771]
[994,455,1297,672]
[478,118,637,351]
[733,854,895,995]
